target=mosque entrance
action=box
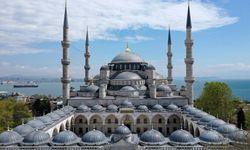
[122,115,133,130]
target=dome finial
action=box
[125,41,131,52]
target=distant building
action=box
[0,1,249,150]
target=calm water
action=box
[1,79,250,101]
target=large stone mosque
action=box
[0,1,250,150]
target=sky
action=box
[0,0,249,79]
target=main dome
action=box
[114,72,142,80]
[111,51,144,63]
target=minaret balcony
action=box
[184,77,195,83]
[84,53,90,57]
[167,53,173,57]
[61,77,71,83]
[167,64,173,69]
[61,41,70,47]
[84,65,90,70]
[61,59,70,65]
[185,58,194,64]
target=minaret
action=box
[167,27,173,84]
[84,28,91,85]
[61,0,71,102]
[185,1,195,105]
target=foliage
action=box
[194,82,234,121]
[31,95,51,116]
[0,98,32,133]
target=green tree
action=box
[0,98,32,133]
[195,82,234,121]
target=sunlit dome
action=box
[26,119,46,130]
[114,72,142,80]
[92,104,105,112]
[78,105,90,112]
[207,119,226,129]
[137,105,149,112]
[167,103,178,111]
[216,124,238,135]
[107,104,118,112]
[36,116,54,125]
[52,130,80,146]
[114,124,131,135]
[140,129,166,145]
[0,131,23,146]
[82,129,108,145]
[120,86,135,91]
[151,104,165,112]
[229,129,250,142]
[13,124,34,137]
[46,112,61,121]
[120,100,134,108]
[23,130,50,146]
[169,129,197,145]
[199,130,227,145]
[111,51,144,63]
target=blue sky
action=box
[0,0,249,79]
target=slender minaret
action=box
[61,0,71,102]
[185,1,195,105]
[167,27,173,84]
[84,28,91,85]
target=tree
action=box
[194,82,234,121]
[237,108,245,129]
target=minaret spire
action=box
[84,27,91,85]
[184,0,194,105]
[61,0,71,103]
[167,26,173,84]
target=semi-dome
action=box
[199,130,226,144]
[120,100,134,108]
[27,119,46,130]
[0,131,23,146]
[82,129,108,145]
[147,64,156,70]
[207,119,226,129]
[78,105,90,112]
[114,125,131,135]
[13,124,34,137]
[137,105,149,112]
[167,104,178,111]
[155,72,164,79]
[139,85,147,91]
[92,104,105,112]
[52,130,80,145]
[54,109,66,117]
[84,84,99,93]
[151,104,165,112]
[46,112,61,121]
[120,86,135,91]
[156,84,172,92]
[106,104,118,112]
[216,124,238,135]
[229,129,250,142]
[169,129,197,145]
[111,51,144,63]
[23,130,50,145]
[114,72,142,80]
[100,65,109,70]
[36,116,54,125]
[140,129,166,145]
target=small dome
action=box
[27,119,46,130]
[46,112,61,121]
[0,131,23,146]
[82,129,108,145]
[199,130,225,144]
[111,51,144,63]
[114,125,131,135]
[140,129,166,145]
[13,124,34,137]
[107,104,118,112]
[114,72,142,80]
[207,119,226,129]
[120,100,133,108]
[147,64,156,70]
[52,130,80,145]
[65,105,74,111]
[61,107,71,114]
[169,129,197,145]
[37,116,54,125]
[139,85,147,91]
[193,111,208,119]
[93,74,100,80]
[216,124,238,135]
[23,130,50,145]
[157,84,172,92]
[92,104,105,112]
[155,72,164,79]
[100,65,109,70]
[54,109,66,117]
[167,104,178,111]
[78,105,90,112]
[152,104,165,112]
[197,115,216,125]
[84,84,99,93]
[120,86,135,91]
[137,105,149,112]
[229,129,250,142]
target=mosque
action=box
[0,1,250,150]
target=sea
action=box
[1,79,250,102]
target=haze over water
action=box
[1,79,250,102]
